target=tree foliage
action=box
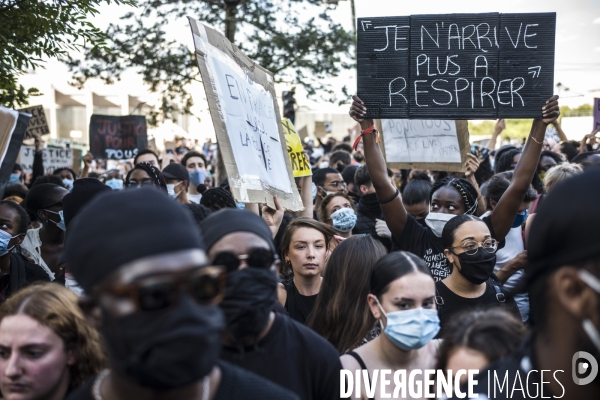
[65,0,355,125]
[0,0,133,108]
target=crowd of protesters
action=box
[0,91,598,399]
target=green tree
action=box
[0,0,133,108]
[65,0,355,125]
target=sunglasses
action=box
[100,266,225,312]
[211,248,276,274]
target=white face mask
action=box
[319,161,329,169]
[424,212,457,237]
[166,182,183,199]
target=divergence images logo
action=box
[572,351,598,385]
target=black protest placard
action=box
[357,13,555,119]
[89,115,148,160]
[17,105,50,139]
[0,112,31,199]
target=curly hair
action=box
[430,177,479,215]
[125,162,168,192]
[0,283,107,388]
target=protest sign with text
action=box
[358,13,555,119]
[19,146,73,174]
[282,118,311,177]
[0,107,31,198]
[594,98,600,131]
[17,105,50,139]
[377,119,470,171]
[188,17,302,211]
[89,115,148,160]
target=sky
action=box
[20,0,600,117]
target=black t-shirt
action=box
[393,214,501,282]
[284,280,317,325]
[436,280,521,337]
[66,361,299,400]
[220,312,342,400]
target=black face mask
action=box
[455,247,497,285]
[220,267,277,346]
[101,295,224,390]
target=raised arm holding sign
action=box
[349,94,559,278]
[187,17,302,211]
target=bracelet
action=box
[352,126,380,151]
[529,134,543,145]
[378,189,400,205]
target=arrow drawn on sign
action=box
[528,66,541,78]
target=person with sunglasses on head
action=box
[436,215,521,337]
[0,201,50,300]
[63,188,298,400]
[349,95,560,282]
[21,183,70,281]
[124,162,168,192]
[200,208,342,400]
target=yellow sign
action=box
[282,118,311,177]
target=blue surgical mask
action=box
[330,207,357,232]
[62,179,74,191]
[512,210,528,228]
[8,173,20,185]
[0,230,19,257]
[166,182,183,198]
[45,210,66,231]
[189,169,207,186]
[235,202,246,210]
[105,178,124,191]
[376,299,440,350]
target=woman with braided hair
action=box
[124,162,168,193]
[349,94,560,282]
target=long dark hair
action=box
[485,171,537,211]
[494,146,521,174]
[125,162,167,192]
[307,236,387,354]
[370,251,432,298]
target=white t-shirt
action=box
[188,193,202,204]
[492,222,529,322]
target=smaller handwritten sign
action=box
[19,146,73,174]
[594,98,600,131]
[378,119,470,171]
[17,105,50,139]
[282,118,311,177]
[89,115,148,160]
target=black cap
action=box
[526,166,600,287]
[65,188,204,291]
[162,163,190,181]
[63,178,112,228]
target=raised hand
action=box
[464,153,481,179]
[262,195,284,238]
[349,95,374,129]
[538,95,560,125]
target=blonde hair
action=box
[0,283,107,388]
[544,163,583,193]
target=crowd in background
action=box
[0,93,598,399]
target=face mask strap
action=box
[578,270,600,353]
